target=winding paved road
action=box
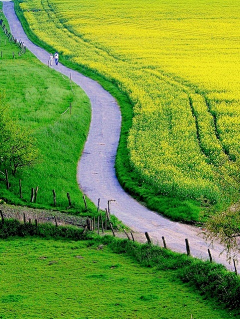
[2,1,239,272]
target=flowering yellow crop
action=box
[18,0,240,205]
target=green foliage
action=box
[179,260,240,309]
[0,218,88,240]
[0,104,38,176]
[205,207,240,258]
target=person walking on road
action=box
[49,53,53,66]
[54,52,59,65]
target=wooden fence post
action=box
[5,169,9,189]
[208,249,212,263]
[0,210,4,224]
[23,213,26,224]
[30,188,35,203]
[83,225,88,235]
[86,217,91,230]
[109,222,115,237]
[97,198,100,213]
[130,231,135,241]
[145,232,151,244]
[123,229,130,240]
[100,213,104,233]
[162,236,167,249]
[54,216,58,227]
[35,186,39,203]
[67,192,71,208]
[97,216,100,235]
[52,189,56,206]
[233,259,238,275]
[105,208,108,230]
[185,238,191,256]
[83,195,87,211]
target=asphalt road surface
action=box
[2,1,239,273]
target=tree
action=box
[0,104,38,176]
[204,206,240,261]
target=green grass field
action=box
[0,236,237,319]
[0,7,96,215]
[13,0,240,222]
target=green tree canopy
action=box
[0,103,38,176]
[204,207,240,261]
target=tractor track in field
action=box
[2,1,239,273]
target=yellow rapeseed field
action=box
[18,0,240,208]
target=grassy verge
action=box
[13,0,205,224]
[0,221,239,318]
[0,6,98,216]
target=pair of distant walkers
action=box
[49,52,59,66]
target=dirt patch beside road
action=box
[0,203,86,227]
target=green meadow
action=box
[0,236,238,319]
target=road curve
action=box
[2,1,239,272]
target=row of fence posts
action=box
[83,199,116,237]
[0,19,26,57]
[0,202,238,276]
[142,231,238,276]
[4,169,88,210]
[2,169,239,275]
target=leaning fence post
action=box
[54,216,58,227]
[109,222,115,237]
[185,238,191,256]
[145,232,151,244]
[162,236,167,249]
[130,231,135,241]
[67,192,72,208]
[123,229,130,240]
[52,189,56,206]
[5,169,9,189]
[208,249,212,263]
[233,259,238,275]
